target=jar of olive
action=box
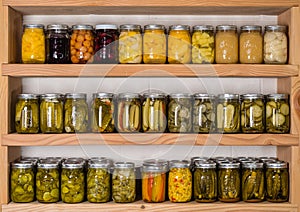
[119,24,142,64]
[216,94,240,133]
[112,162,136,203]
[116,93,141,133]
[168,94,193,133]
[61,160,85,203]
[142,93,167,133]
[218,162,241,202]
[40,93,64,133]
[242,162,265,202]
[193,94,216,133]
[192,25,214,64]
[215,25,238,64]
[64,93,88,133]
[87,159,112,203]
[11,161,35,203]
[168,160,192,203]
[266,161,289,202]
[168,25,191,64]
[91,93,115,133]
[241,94,265,133]
[194,161,217,202]
[15,94,39,133]
[36,160,60,203]
[266,94,289,133]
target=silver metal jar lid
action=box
[118,93,140,99]
[11,161,33,169]
[95,24,118,30]
[40,93,63,99]
[169,93,192,98]
[88,159,112,168]
[143,93,166,99]
[92,93,114,99]
[218,94,239,100]
[240,25,262,32]
[193,25,214,31]
[194,161,216,169]
[62,160,84,169]
[193,93,215,100]
[266,161,288,168]
[216,25,237,31]
[144,24,165,30]
[218,162,240,169]
[65,93,87,99]
[241,93,264,99]
[72,24,93,30]
[114,162,135,168]
[265,25,287,32]
[142,164,168,172]
[17,93,39,100]
[24,24,44,29]
[143,159,168,166]
[47,24,69,30]
[38,161,59,169]
[266,94,289,100]
[169,160,190,168]
[169,25,190,31]
[242,162,264,169]
[120,24,142,30]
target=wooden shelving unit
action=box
[1,0,300,211]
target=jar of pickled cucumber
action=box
[241,94,265,133]
[70,25,94,64]
[264,25,288,64]
[119,24,142,64]
[61,160,85,203]
[46,24,70,64]
[22,24,45,64]
[91,93,115,133]
[142,93,167,132]
[215,25,238,64]
[40,93,64,133]
[116,93,141,132]
[15,94,39,134]
[94,24,118,64]
[216,94,240,133]
[266,94,289,133]
[142,162,168,203]
[266,161,289,202]
[168,25,191,64]
[194,161,217,202]
[192,25,214,64]
[168,160,192,202]
[193,94,216,133]
[36,161,60,203]
[218,162,241,202]
[112,162,136,203]
[64,93,88,133]
[10,161,35,203]
[242,162,265,202]
[239,25,263,64]
[87,159,112,203]
[143,24,166,64]
[168,94,192,133]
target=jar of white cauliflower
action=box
[264,25,288,64]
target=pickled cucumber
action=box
[242,167,265,202]
[87,167,110,203]
[194,168,217,202]
[218,166,240,202]
[193,97,215,133]
[266,166,289,202]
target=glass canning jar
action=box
[64,93,88,133]
[91,93,115,133]
[119,24,142,64]
[265,94,289,133]
[215,25,238,64]
[240,94,265,133]
[40,93,64,133]
[142,93,167,133]
[168,25,191,64]
[46,24,70,64]
[239,25,263,64]
[70,24,94,64]
[22,24,45,64]
[143,24,167,64]
[192,25,215,64]
[15,94,39,134]
[264,25,288,64]
[94,24,119,64]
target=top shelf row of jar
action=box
[22,24,288,65]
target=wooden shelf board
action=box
[2,201,298,212]
[1,133,298,146]
[2,64,299,77]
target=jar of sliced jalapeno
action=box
[168,94,192,133]
[242,162,265,202]
[40,93,64,133]
[15,94,39,134]
[266,94,290,133]
[193,94,215,133]
[64,93,88,133]
[11,161,35,203]
[266,161,289,202]
[241,94,265,133]
[216,94,240,133]
[168,160,192,203]
[116,93,141,133]
[61,160,85,203]
[218,162,241,202]
[36,160,60,203]
[142,93,167,133]
[112,162,136,203]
